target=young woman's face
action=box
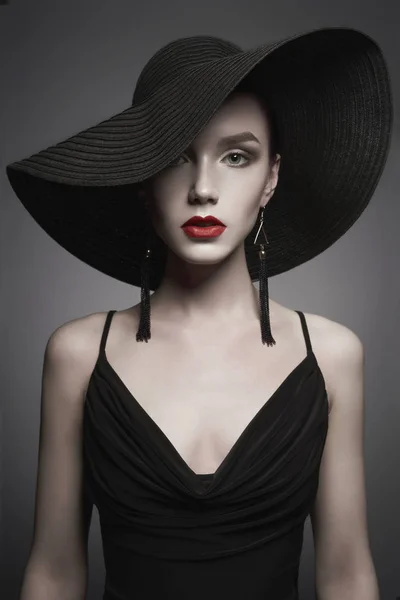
[144,91,280,268]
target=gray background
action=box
[1,0,399,598]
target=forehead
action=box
[192,91,270,143]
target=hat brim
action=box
[6,27,393,290]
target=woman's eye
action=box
[223,152,249,166]
[167,151,250,169]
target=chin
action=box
[173,245,232,267]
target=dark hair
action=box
[232,78,280,163]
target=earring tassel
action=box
[259,245,276,346]
[136,248,151,342]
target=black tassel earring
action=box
[136,211,152,342]
[136,190,153,343]
[136,245,152,343]
[253,205,276,346]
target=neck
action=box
[149,243,276,330]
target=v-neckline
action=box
[96,346,317,492]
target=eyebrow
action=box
[216,131,261,149]
[187,131,261,152]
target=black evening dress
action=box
[83,309,329,599]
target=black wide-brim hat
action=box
[6,27,393,291]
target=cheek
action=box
[219,162,269,201]
[146,193,180,241]
[226,172,267,218]
[150,173,227,245]
[148,175,183,221]
[151,171,185,199]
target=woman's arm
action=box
[19,318,97,600]
[311,322,379,600]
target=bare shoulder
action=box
[301,311,364,410]
[45,310,113,398]
[302,311,363,355]
[47,310,110,353]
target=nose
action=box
[189,164,218,205]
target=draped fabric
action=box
[83,310,329,599]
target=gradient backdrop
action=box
[1,0,399,598]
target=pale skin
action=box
[20,92,379,600]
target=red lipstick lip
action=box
[181,215,225,227]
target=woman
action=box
[7,28,392,600]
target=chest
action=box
[105,334,309,475]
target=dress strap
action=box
[295,310,313,356]
[99,310,117,356]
